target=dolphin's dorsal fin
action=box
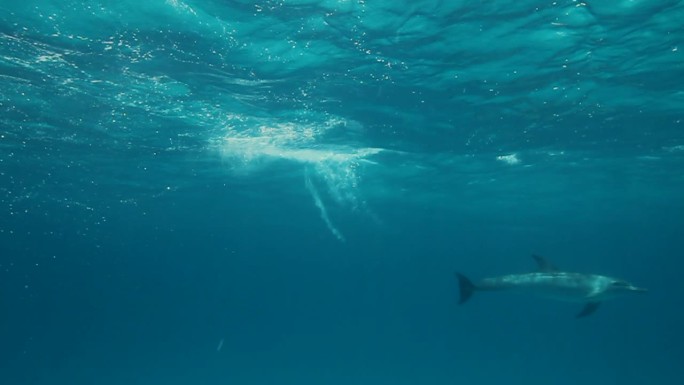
[531,255,559,272]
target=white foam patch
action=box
[218,118,382,240]
[496,153,520,165]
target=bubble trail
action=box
[305,170,345,242]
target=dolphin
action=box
[456,255,647,318]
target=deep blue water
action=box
[1,1,683,384]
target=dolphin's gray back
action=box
[478,272,610,302]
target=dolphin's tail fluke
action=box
[455,273,477,304]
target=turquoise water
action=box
[1,1,683,384]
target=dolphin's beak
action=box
[630,286,648,293]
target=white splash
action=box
[219,122,382,166]
[218,118,381,241]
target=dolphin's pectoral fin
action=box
[576,302,601,318]
[531,255,559,272]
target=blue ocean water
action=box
[1,0,683,384]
